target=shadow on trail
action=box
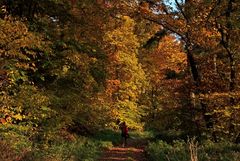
[95,130,151,161]
[93,129,123,146]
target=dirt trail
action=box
[98,138,148,161]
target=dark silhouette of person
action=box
[119,121,129,147]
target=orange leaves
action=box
[189,27,220,49]
[105,79,121,97]
[0,118,6,124]
[152,35,187,74]
[139,2,150,14]
[141,33,188,110]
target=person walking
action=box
[119,121,129,147]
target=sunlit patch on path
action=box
[98,139,148,161]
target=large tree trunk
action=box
[219,0,237,138]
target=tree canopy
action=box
[1,0,240,160]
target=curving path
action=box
[98,138,148,161]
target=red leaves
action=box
[70,0,77,6]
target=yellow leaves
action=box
[199,91,240,100]
[115,100,143,130]
[0,18,49,74]
[12,114,25,121]
[122,16,135,28]
[15,62,36,71]
[104,16,139,52]
[62,65,70,75]
[233,106,240,110]
[104,15,146,100]
[224,111,231,117]
[105,30,139,52]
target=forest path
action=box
[98,137,148,161]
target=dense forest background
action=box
[0,0,240,160]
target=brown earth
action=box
[98,138,148,161]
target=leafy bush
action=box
[0,124,32,149]
[130,130,154,139]
[146,140,190,161]
[198,140,240,161]
[0,124,108,161]
[93,129,121,146]
[19,136,103,161]
[146,139,240,161]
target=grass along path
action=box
[98,137,148,161]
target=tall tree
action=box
[136,0,240,139]
[104,16,147,129]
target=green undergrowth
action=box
[129,130,154,139]
[93,129,154,146]
[0,124,154,161]
[0,124,114,161]
[146,139,240,161]
[20,137,102,161]
[93,129,121,146]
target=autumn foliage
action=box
[0,0,240,160]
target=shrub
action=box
[93,129,121,146]
[19,136,103,161]
[146,140,190,161]
[198,140,240,161]
[0,123,105,161]
[146,139,240,161]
